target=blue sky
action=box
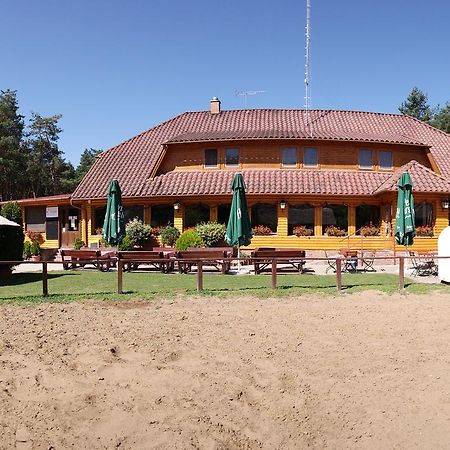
[1,0,449,164]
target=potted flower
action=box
[26,231,43,261]
[252,225,273,236]
[416,225,434,237]
[293,226,313,237]
[324,225,347,237]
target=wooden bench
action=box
[176,250,231,274]
[60,249,112,271]
[251,249,306,274]
[117,251,173,273]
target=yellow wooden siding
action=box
[157,141,431,174]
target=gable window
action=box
[204,149,218,168]
[359,149,373,169]
[304,147,318,167]
[282,147,297,166]
[225,148,239,166]
[379,151,393,170]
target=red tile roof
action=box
[145,169,389,197]
[373,160,450,194]
[72,109,450,200]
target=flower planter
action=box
[31,255,41,262]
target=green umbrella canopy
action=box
[395,171,415,246]
[102,179,125,245]
[225,173,252,247]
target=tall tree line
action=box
[399,87,450,133]
[0,90,101,201]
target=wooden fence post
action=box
[117,260,123,294]
[336,258,342,291]
[197,261,203,292]
[271,259,277,289]
[399,256,405,290]
[42,261,48,297]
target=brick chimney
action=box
[210,97,221,114]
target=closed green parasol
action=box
[225,173,252,258]
[395,171,415,246]
[102,179,125,246]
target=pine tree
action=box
[432,102,450,134]
[0,90,26,200]
[399,87,433,123]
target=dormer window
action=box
[304,147,318,167]
[359,149,373,169]
[379,151,393,170]
[225,148,239,166]
[282,147,297,166]
[204,149,218,168]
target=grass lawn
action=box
[1,269,450,303]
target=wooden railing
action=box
[0,254,447,296]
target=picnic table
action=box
[251,248,306,274]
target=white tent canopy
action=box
[0,215,20,227]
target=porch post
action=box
[144,205,151,225]
[314,206,322,236]
[174,204,184,233]
[210,205,218,223]
[348,205,356,236]
[277,202,288,237]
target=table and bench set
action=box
[60,247,379,275]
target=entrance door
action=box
[60,208,81,247]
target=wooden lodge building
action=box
[12,98,450,252]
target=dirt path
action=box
[1,293,450,449]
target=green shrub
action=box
[30,241,41,256]
[0,225,24,263]
[195,222,226,247]
[23,241,32,259]
[125,218,152,247]
[175,229,204,251]
[1,201,22,225]
[159,224,180,247]
[73,238,85,250]
[118,235,134,251]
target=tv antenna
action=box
[235,90,267,108]
[304,0,312,133]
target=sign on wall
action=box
[46,206,59,218]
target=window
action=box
[282,147,297,166]
[322,204,348,234]
[359,149,373,169]
[225,148,239,166]
[151,204,174,227]
[185,203,209,228]
[356,205,381,234]
[94,206,106,231]
[251,203,277,233]
[288,204,314,235]
[379,151,393,170]
[204,149,218,168]
[415,202,433,227]
[218,204,231,225]
[25,207,45,232]
[123,205,144,224]
[304,147,318,167]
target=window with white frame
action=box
[282,147,297,166]
[225,148,239,166]
[379,151,393,170]
[304,147,318,167]
[359,149,373,169]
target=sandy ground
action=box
[1,293,450,449]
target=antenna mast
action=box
[235,90,267,108]
[304,0,312,133]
